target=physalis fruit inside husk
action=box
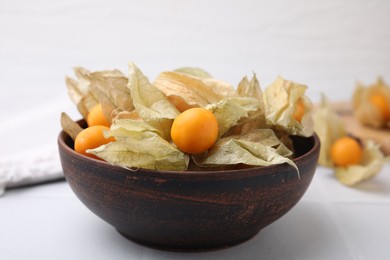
[313,94,386,186]
[353,77,390,128]
[61,62,316,175]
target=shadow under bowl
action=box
[58,127,320,251]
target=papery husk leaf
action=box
[153,71,237,112]
[127,62,180,139]
[88,119,189,171]
[87,70,133,123]
[65,67,99,119]
[111,108,142,123]
[60,112,83,141]
[202,78,237,98]
[273,129,295,157]
[206,97,262,137]
[335,140,385,186]
[353,77,390,128]
[237,74,263,100]
[313,94,347,167]
[231,74,266,135]
[226,110,267,137]
[239,129,293,158]
[154,71,219,108]
[263,76,314,137]
[193,129,298,176]
[174,67,212,78]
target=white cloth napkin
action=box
[0,147,64,196]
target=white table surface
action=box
[1,166,389,260]
[1,0,390,259]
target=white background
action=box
[1,1,390,259]
[1,0,390,156]
[2,0,390,157]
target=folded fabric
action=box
[0,147,64,196]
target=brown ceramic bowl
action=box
[58,122,320,251]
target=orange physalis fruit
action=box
[74,125,115,160]
[330,136,363,167]
[369,94,390,121]
[171,107,218,154]
[87,104,110,127]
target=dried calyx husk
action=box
[313,94,386,186]
[60,112,83,140]
[353,77,390,128]
[192,129,298,174]
[313,95,347,167]
[153,70,237,112]
[263,76,314,137]
[63,62,315,174]
[65,68,133,124]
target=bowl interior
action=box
[58,119,319,178]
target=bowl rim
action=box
[58,128,320,179]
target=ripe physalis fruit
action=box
[353,77,390,128]
[74,125,115,160]
[87,104,111,127]
[171,107,218,154]
[369,94,390,121]
[330,136,363,167]
[313,94,385,186]
[334,140,385,186]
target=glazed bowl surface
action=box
[58,124,320,251]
